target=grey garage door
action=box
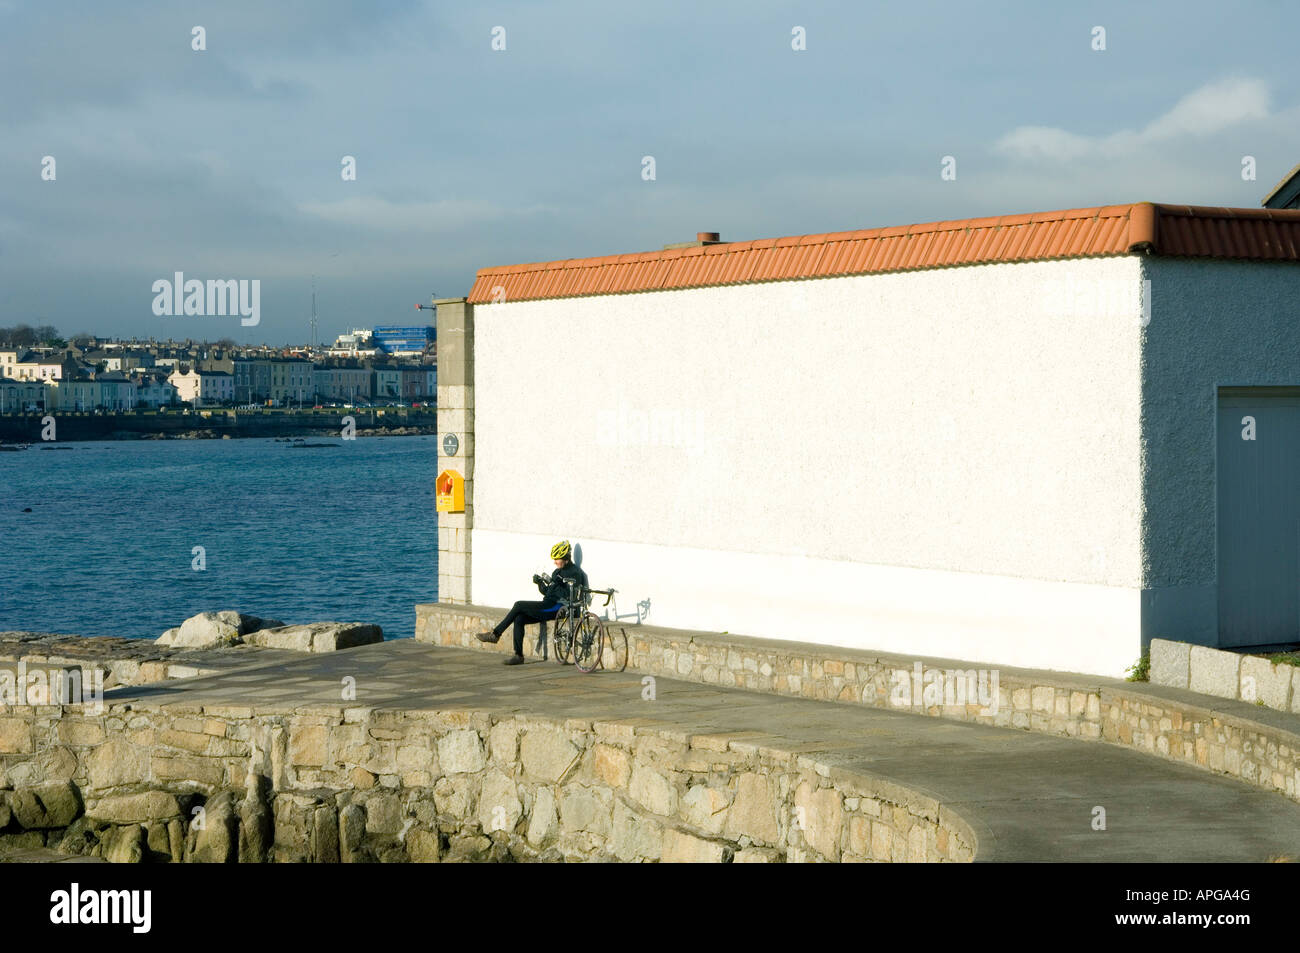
[1217,389,1300,647]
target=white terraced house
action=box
[168,368,233,407]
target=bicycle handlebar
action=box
[559,578,617,606]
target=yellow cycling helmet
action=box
[550,540,571,560]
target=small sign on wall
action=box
[436,469,465,513]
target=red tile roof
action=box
[468,203,1300,304]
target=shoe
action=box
[504,654,525,666]
[476,631,500,643]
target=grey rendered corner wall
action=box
[1139,257,1300,646]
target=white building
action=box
[445,203,1300,678]
[329,328,378,357]
[7,352,76,382]
[168,368,233,407]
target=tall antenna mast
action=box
[310,275,318,350]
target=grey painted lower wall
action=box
[1141,584,1217,648]
[1141,258,1300,648]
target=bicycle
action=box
[557,580,628,674]
[547,577,601,670]
[540,610,573,665]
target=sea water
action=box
[0,436,438,639]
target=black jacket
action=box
[539,563,588,606]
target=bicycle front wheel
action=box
[572,613,606,673]
[550,611,573,664]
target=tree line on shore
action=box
[0,324,69,348]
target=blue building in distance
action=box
[373,326,435,355]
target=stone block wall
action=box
[416,603,1300,806]
[0,700,976,863]
[1151,638,1300,714]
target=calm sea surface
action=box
[0,437,438,639]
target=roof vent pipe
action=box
[662,231,724,250]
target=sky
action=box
[2,0,1296,345]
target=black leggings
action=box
[494,600,562,656]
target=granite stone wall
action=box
[1151,638,1300,714]
[0,701,976,863]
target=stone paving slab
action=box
[99,640,1300,862]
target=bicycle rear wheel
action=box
[572,613,606,673]
[602,625,628,672]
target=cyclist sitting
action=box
[477,540,588,665]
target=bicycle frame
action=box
[555,578,621,672]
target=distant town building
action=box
[313,365,371,403]
[371,364,402,401]
[83,349,156,372]
[0,378,46,413]
[46,378,96,411]
[270,358,313,406]
[134,373,176,408]
[373,326,435,355]
[95,372,138,411]
[0,332,437,413]
[168,368,233,407]
[6,351,79,382]
[329,328,377,357]
[197,356,234,375]
[401,365,437,400]
[233,358,272,404]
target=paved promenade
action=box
[106,640,1300,862]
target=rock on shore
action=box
[156,611,285,650]
[244,622,383,653]
[156,612,382,653]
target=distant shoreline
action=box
[0,407,436,443]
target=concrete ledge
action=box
[417,603,1300,806]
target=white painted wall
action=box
[473,257,1147,675]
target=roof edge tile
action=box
[469,202,1300,302]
